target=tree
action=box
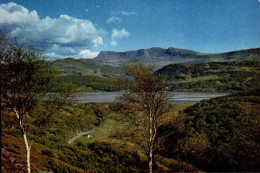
[119,62,169,173]
[0,32,75,173]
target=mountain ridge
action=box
[91,47,260,69]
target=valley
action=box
[2,46,260,172]
[1,1,260,172]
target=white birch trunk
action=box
[14,107,31,173]
[22,132,31,173]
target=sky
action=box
[0,0,259,59]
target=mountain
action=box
[52,48,260,92]
[92,47,260,69]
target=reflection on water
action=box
[76,92,229,103]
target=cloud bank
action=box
[0,2,104,59]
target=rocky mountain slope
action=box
[92,47,260,69]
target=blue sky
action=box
[0,0,259,59]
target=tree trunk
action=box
[23,132,31,173]
[15,109,31,173]
[149,146,153,173]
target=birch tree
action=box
[120,62,169,173]
[0,32,75,173]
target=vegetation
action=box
[54,58,260,92]
[2,86,259,172]
[1,33,259,172]
[56,74,122,92]
[119,62,169,173]
[0,32,75,173]
[53,58,121,77]
[53,58,122,92]
[2,101,200,172]
[157,61,260,92]
[161,90,260,172]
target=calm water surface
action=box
[76,92,229,103]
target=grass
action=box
[72,102,197,146]
[73,113,130,144]
[178,75,220,83]
[2,100,202,172]
[173,102,197,109]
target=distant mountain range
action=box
[52,47,260,92]
[53,47,260,76]
[92,47,260,69]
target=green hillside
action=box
[53,58,121,77]
[53,58,122,92]
[56,74,121,92]
[54,60,260,92]
[156,61,260,92]
[3,90,259,172]
[1,101,200,172]
[160,90,260,172]
[198,47,260,62]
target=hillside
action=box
[52,54,260,92]
[161,90,260,171]
[53,58,121,77]
[93,47,260,69]
[156,61,260,92]
[1,101,200,172]
[53,60,260,92]
[52,58,122,92]
[2,90,259,172]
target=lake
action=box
[76,92,229,103]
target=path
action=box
[68,126,99,144]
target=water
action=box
[76,92,229,103]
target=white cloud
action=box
[106,16,121,23]
[78,49,99,59]
[110,28,129,46]
[92,37,103,47]
[111,41,118,46]
[111,28,129,40]
[122,11,136,16]
[0,2,104,58]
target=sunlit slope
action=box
[53,58,121,77]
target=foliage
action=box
[119,62,170,173]
[53,58,121,77]
[162,91,260,171]
[0,31,76,173]
[55,61,260,92]
[57,74,122,92]
[156,61,260,92]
